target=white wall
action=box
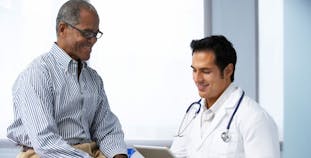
[0,0,204,140]
[90,0,204,140]
[258,0,284,140]
[0,0,284,142]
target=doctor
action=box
[170,35,280,158]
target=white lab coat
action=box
[170,84,280,158]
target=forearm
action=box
[92,93,127,157]
[22,116,91,157]
[96,126,127,157]
[170,136,188,158]
[36,144,91,158]
[16,81,91,157]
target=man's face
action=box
[60,9,99,61]
[191,51,232,107]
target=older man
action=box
[7,0,127,157]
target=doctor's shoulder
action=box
[234,95,278,133]
[234,95,279,140]
[234,95,281,157]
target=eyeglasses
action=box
[65,22,103,39]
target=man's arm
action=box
[90,78,127,158]
[170,116,191,158]
[113,154,128,158]
[170,135,188,158]
[14,67,91,158]
[241,110,281,158]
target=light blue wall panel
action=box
[284,0,311,157]
[210,0,258,100]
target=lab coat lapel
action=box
[196,106,228,149]
[196,84,241,149]
[191,103,204,148]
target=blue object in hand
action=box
[127,148,136,158]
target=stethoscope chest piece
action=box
[220,90,245,143]
[221,131,231,143]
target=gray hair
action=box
[56,0,98,33]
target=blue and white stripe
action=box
[7,43,127,158]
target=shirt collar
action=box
[50,43,87,72]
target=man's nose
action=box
[193,72,203,82]
[88,37,97,45]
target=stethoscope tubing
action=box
[186,99,201,113]
[176,99,201,137]
[176,90,245,141]
[226,91,245,130]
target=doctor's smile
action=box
[196,84,209,92]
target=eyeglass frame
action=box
[64,21,103,39]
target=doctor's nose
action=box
[193,72,204,83]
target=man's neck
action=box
[205,82,232,108]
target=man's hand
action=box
[113,154,128,158]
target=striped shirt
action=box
[7,43,127,158]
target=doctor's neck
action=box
[205,98,218,109]
[204,79,232,108]
[204,88,228,108]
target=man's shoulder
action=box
[237,95,275,126]
[13,53,55,93]
[239,96,266,116]
[84,65,102,80]
[26,52,53,70]
[16,53,53,81]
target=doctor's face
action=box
[191,51,232,107]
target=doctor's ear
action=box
[224,63,234,79]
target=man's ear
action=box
[57,22,67,37]
[224,63,234,79]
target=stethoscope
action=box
[176,90,245,143]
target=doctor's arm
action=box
[170,136,188,158]
[241,111,281,158]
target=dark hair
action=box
[190,35,237,81]
[56,0,98,33]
